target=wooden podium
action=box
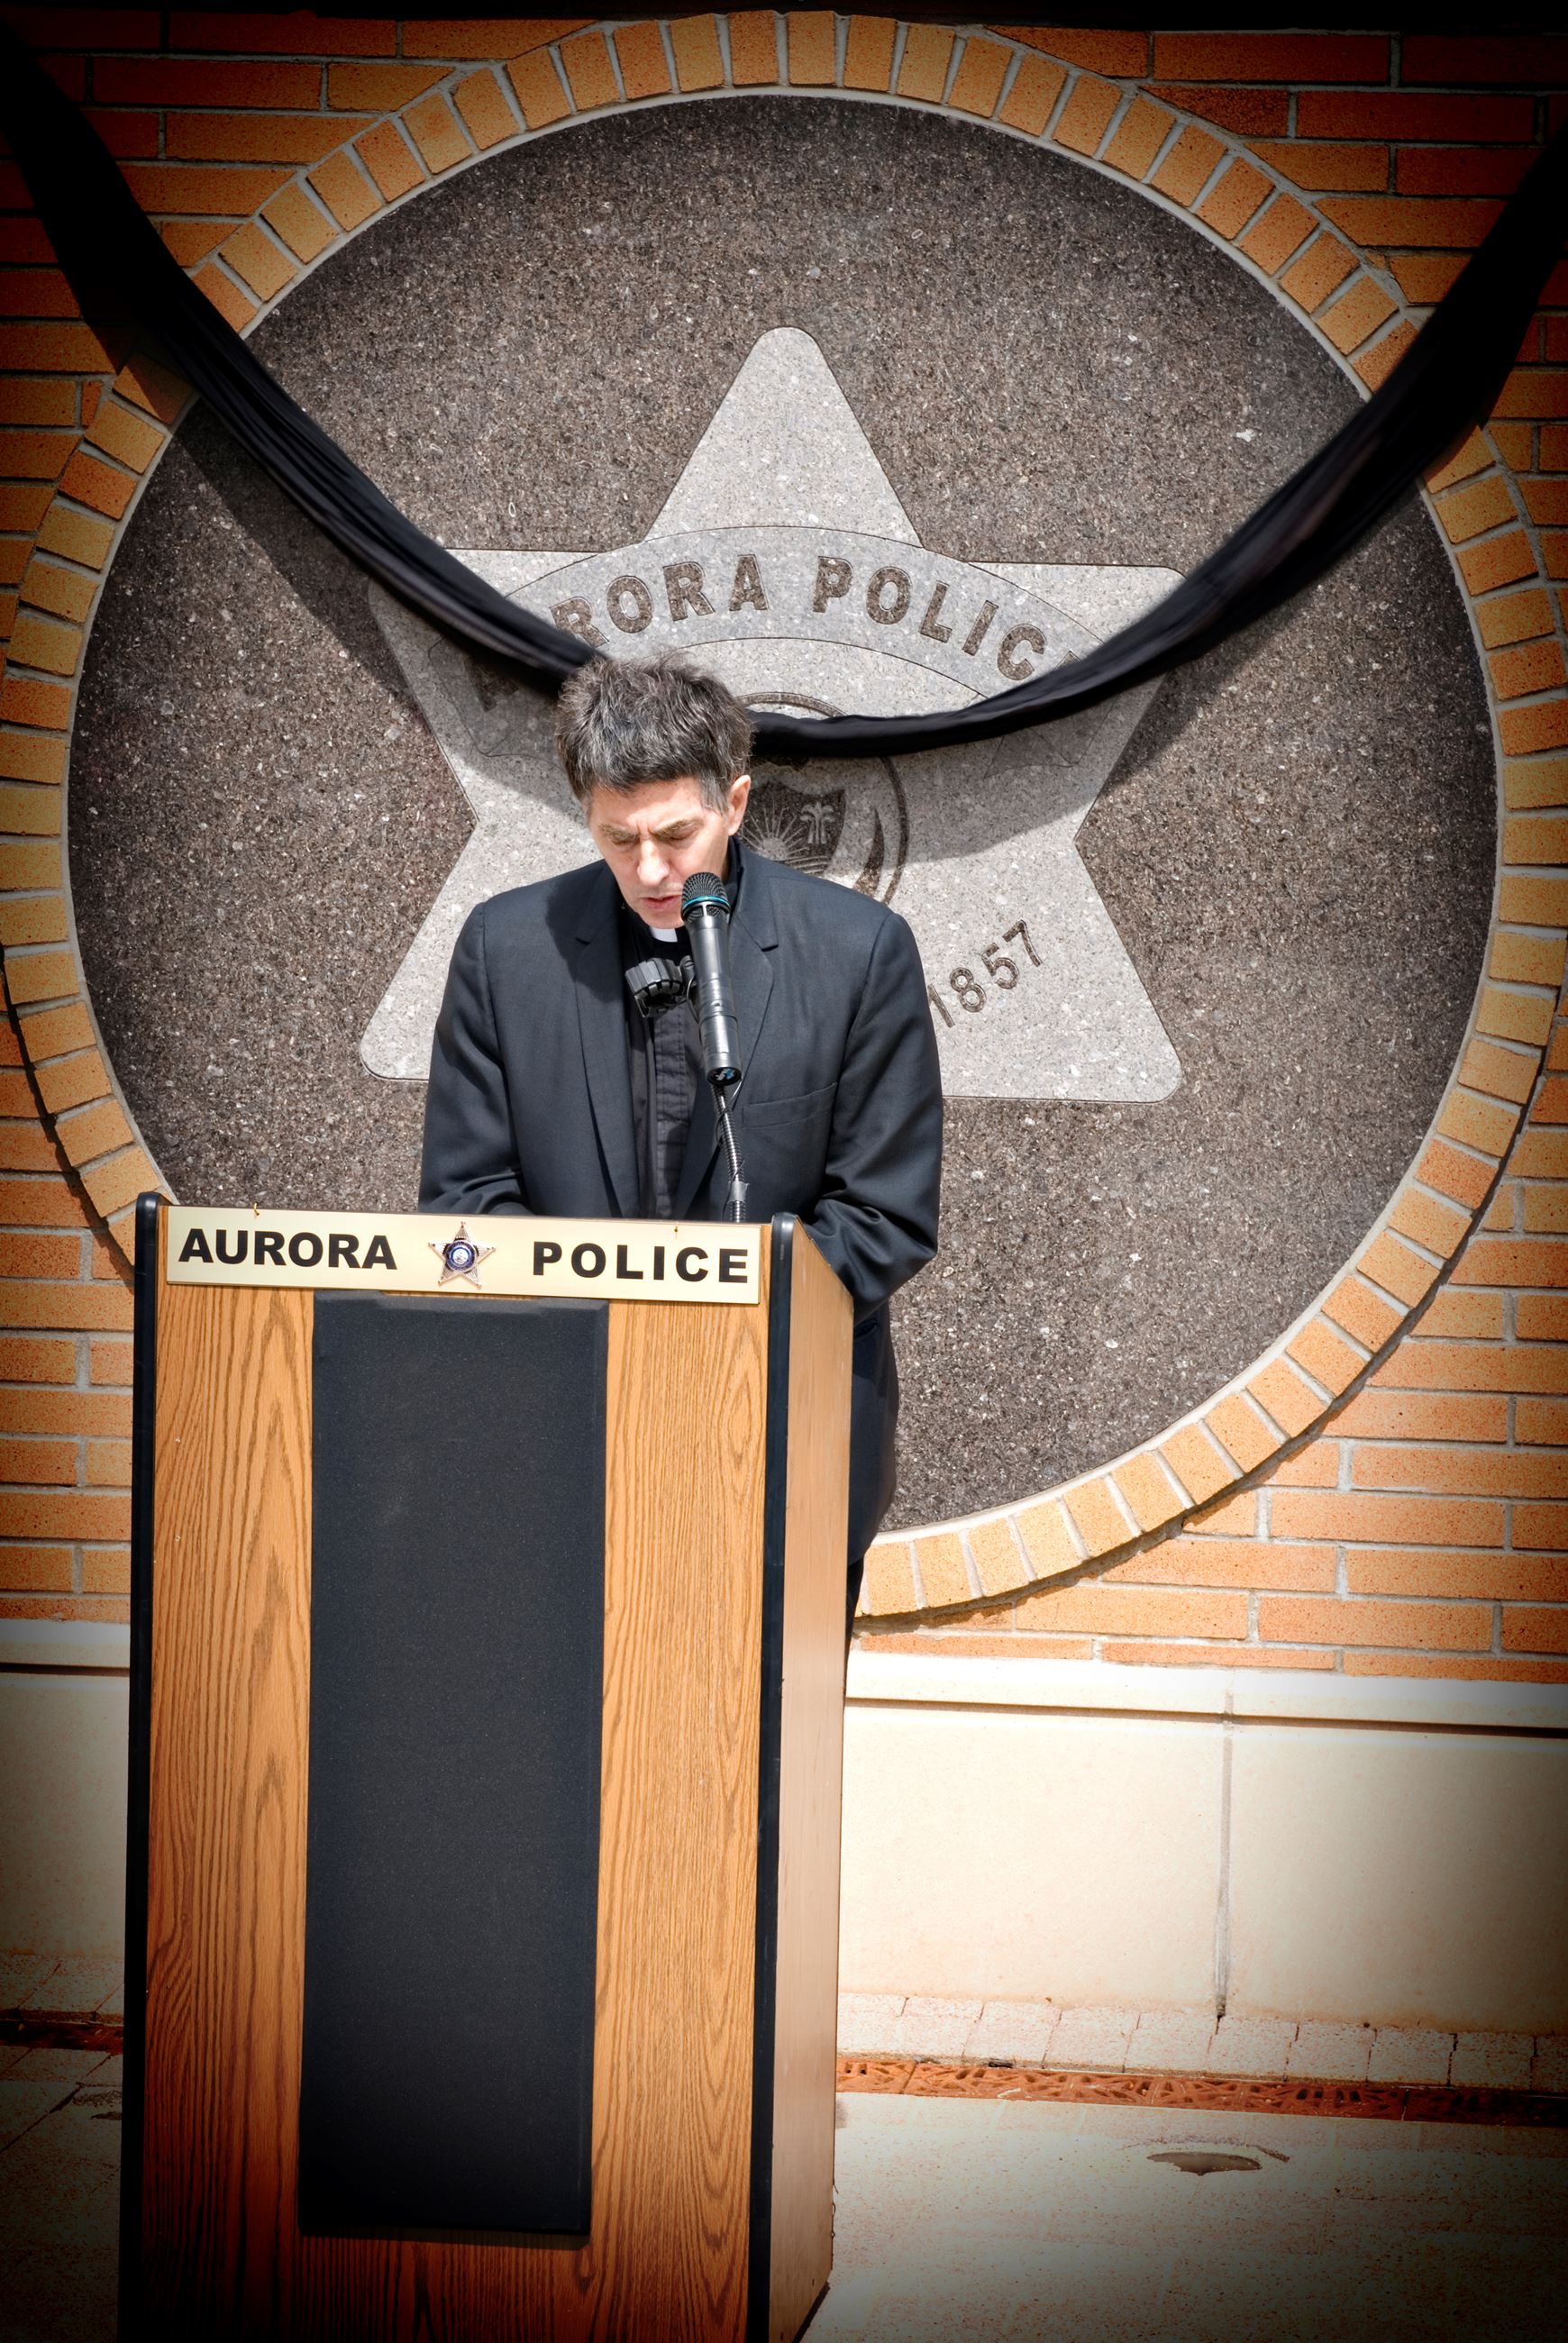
[123,1196,852,2343]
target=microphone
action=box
[680,871,743,1089]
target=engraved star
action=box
[428,1222,495,1287]
[366,329,1181,1105]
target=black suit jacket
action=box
[418,850,944,1558]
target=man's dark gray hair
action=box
[554,652,754,811]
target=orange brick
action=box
[1298,90,1533,141]
[1052,73,1122,158]
[53,1099,132,1170]
[1388,1188,1472,1260]
[669,14,723,92]
[1469,1036,1543,1105]
[947,35,1010,120]
[178,13,395,58]
[1263,1443,1340,1488]
[1355,323,1418,393]
[998,54,1066,137]
[0,1491,130,1541]
[1350,1549,1566,1601]
[166,110,369,165]
[1278,232,1363,315]
[87,1437,132,1489]
[558,29,619,111]
[1269,1491,1504,1547]
[1011,29,1148,76]
[1374,1339,1568,1395]
[1477,984,1556,1048]
[842,15,894,94]
[784,10,834,87]
[1013,1582,1248,1640]
[611,23,670,103]
[16,1005,94,1061]
[402,92,470,171]
[896,23,953,105]
[1319,195,1503,251]
[1316,276,1397,359]
[1536,1077,1568,1123]
[123,162,292,216]
[1260,1594,1491,1650]
[1490,931,1567,986]
[34,1053,109,1117]
[0,673,75,726]
[1455,1237,1568,1289]
[1353,1444,1568,1500]
[1247,1358,1323,1437]
[0,1436,76,1484]
[1524,1187,1568,1233]
[1502,1606,1568,1655]
[1426,430,1493,494]
[0,1281,132,1334]
[1063,1475,1134,1558]
[968,1517,1030,1599]
[1336,1390,1507,1442]
[915,1531,970,1609]
[0,1335,76,1381]
[1108,1642,1336,1671]
[723,9,776,86]
[1492,371,1568,423]
[97,56,321,105]
[1205,1393,1277,1471]
[1500,703,1568,761]
[1249,139,1389,195]
[1413,1139,1494,1215]
[81,1551,131,1596]
[1147,84,1289,137]
[0,736,68,789]
[1147,1425,1228,1510]
[1238,192,1316,274]
[1513,1133,1568,1181]
[861,1540,916,1617]
[1150,123,1225,206]
[159,223,231,268]
[1015,1498,1079,1578]
[1518,1502,1568,1550]
[3,953,76,1008]
[214,221,294,305]
[1113,1449,1185,1533]
[1102,94,1173,179]
[1152,32,1390,82]
[307,150,382,232]
[0,1545,73,1593]
[1516,1391,1568,1448]
[81,1151,157,1221]
[3,1390,129,1436]
[89,1337,132,1388]
[446,68,517,149]
[356,121,424,201]
[1188,1490,1258,1537]
[1102,1536,1336,1592]
[1458,532,1539,594]
[327,61,445,108]
[1196,158,1272,241]
[192,262,257,333]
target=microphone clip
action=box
[625,957,694,1019]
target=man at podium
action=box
[419,652,944,1609]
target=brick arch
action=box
[1,17,1563,1634]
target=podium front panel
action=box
[123,1204,851,2343]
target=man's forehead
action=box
[588,775,714,830]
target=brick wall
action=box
[0,14,1565,1681]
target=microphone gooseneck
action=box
[679,870,747,1222]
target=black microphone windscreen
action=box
[680,871,727,919]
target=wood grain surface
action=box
[138,1238,779,2339]
[765,1233,852,2343]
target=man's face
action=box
[585,772,751,928]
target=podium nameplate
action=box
[165,1206,761,1304]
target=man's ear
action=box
[727,772,752,831]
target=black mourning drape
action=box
[2,22,1564,761]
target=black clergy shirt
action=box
[619,841,744,1219]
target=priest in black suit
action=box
[419,652,944,1607]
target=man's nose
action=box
[635,836,667,883]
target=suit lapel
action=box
[569,867,641,1217]
[672,860,777,1218]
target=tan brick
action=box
[669,14,724,92]
[53,1099,132,1170]
[218,221,295,303]
[1102,93,1173,179]
[20,562,94,626]
[947,35,1010,120]
[1458,532,1539,595]
[843,15,894,94]
[1196,157,1272,240]
[34,1053,109,1117]
[1014,1582,1248,1640]
[307,150,381,232]
[1263,1443,1340,1489]
[1454,1236,1568,1290]
[1238,192,1316,274]
[1492,643,1568,704]
[896,23,953,104]
[1206,1392,1277,1471]
[1109,1641,1336,1671]
[1153,1423,1230,1506]
[1436,1086,1521,1158]
[1512,1132,1568,1181]
[1051,72,1119,157]
[4,952,75,1006]
[356,121,424,201]
[1476,985,1555,1049]
[1481,589,1555,652]
[727,10,779,87]
[909,1530,966,1608]
[1335,1390,1507,1442]
[1536,1076,1568,1120]
[83,1436,131,1489]
[1501,1606,1568,1655]
[16,1005,93,1062]
[1063,1475,1134,1558]
[1188,1490,1258,1537]
[89,1337,132,1388]
[1501,757,1568,814]
[508,48,573,125]
[1388,1186,1472,1258]
[998,53,1065,136]
[81,1550,131,1596]
[1280,232,1359,314]
[1352,1445,1568,1500]
[1261,1595,1491,1651]
[1283,1318,1364,1398]
[0,737,68,789]
[1413,1140,1497,1215]
[0,900,68,951]
[327,62,445,109]
[861,1539,916,1616]
[1015,1498,1079,1578]
[1350,1549,1566,1601]
[1523,1186,1568,1233]
[402,92,470,171]
[1150,123,1225,206]
[34,507,114,571]
[0,1178,87,1235]
[968,1516,1030,1598]
[1490,934,1568,989]
[786,10,835,87]
[8,612,82,678]
[1358,1233,1438,1308]
[1102,1536,1336,1592]
[1247,1358,1323,1437]
[81,1150,157,1221]
[1373,1339,1568,1395]
[556,29,617,111]
[611,23,670,103]
[1113,1449,1185,1533]
[1344,1652,1568,1683]
[452,68,520,149]
[4,1390,128,1436]
[82,399,163,477]
[1269,1491,1504,1547]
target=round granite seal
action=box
[70,96,1493,1526]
